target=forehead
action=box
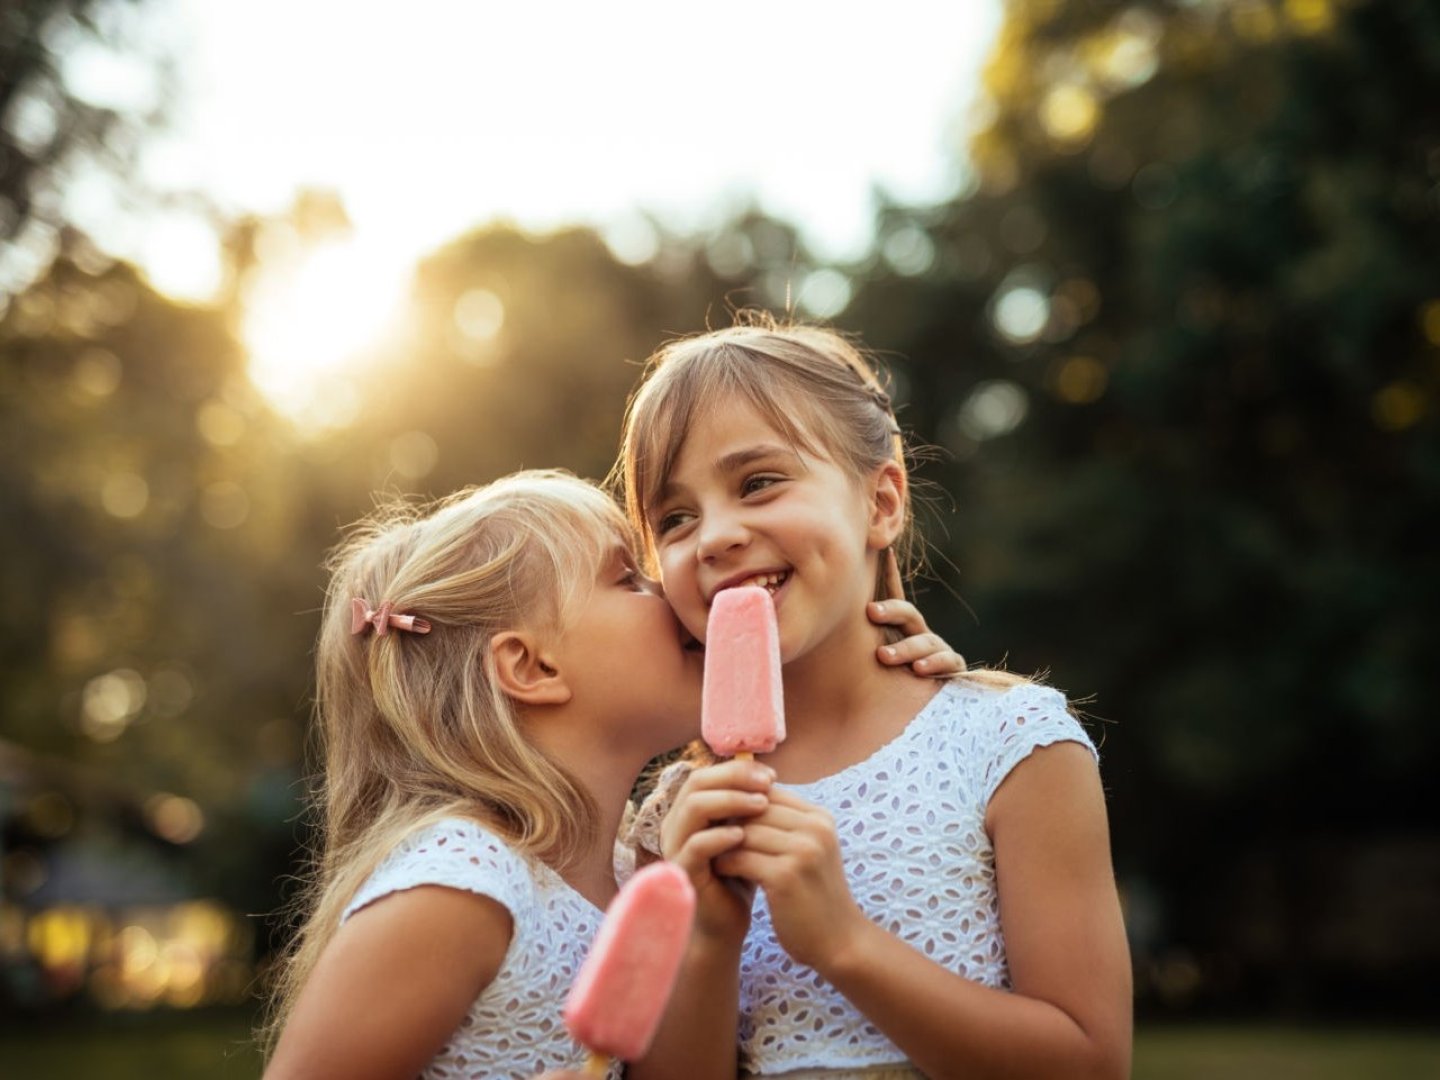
[651,386,823,485]
[667,398,797,474]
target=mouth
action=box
[710,569,790,602]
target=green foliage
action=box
[2,0,1436,1023]
[847,0,1440,1013]
[0,0,170,289]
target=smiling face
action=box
[646,394,902,674]
[552,544,703,757]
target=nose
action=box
[696,507,748,564]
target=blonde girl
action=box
[618,319,1133,1079]
[262,470,960,1080]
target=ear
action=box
[490,631,572,707]
[866,460,907,550]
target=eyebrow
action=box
[715,443,800,474]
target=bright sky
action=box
[63,0,1002,420]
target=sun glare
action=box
[241,239,410,430]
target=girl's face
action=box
[645,395,900,672]
[551,545,703,756]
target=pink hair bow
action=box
[350,597,432,637]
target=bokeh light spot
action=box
[389,430,440,480]
[4,82,60,156]
[1418,300,1440,346]
[454,288,505,342]
[101,472,149,519]
[956,380,1030,441]
[1372,382,1425,432]
[993,285,1051,345]
[602,214,660,266]
[1040,84,1100,148]
[200,481,249,530]
[797,269,853,319]
[1285,0,1335,35]
[881,225,936,277]
[145,794,206,845]
[148,666,195,718]
[706,232,756,278]
[1052,355,1109,404]
[70,348,122,400]
[1231,1,1280,43]
[82,668,147,742]
[1096,8,1163,90]
[138,213,224,302]
[195,400,246,447]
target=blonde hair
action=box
[614,312,1025,691]
[262,469,636,1054]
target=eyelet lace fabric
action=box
[342,818,621,1080]
[630,680,1096,1076]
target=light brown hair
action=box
[613,311,1025,691]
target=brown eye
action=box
[655,510,692,535]
[741,474,781,496]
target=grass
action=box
[1132,1025,1440,1080]
[0,1010,264,1080]
[2,1015,1438,1077]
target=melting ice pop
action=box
[702,585,786,761]
[564,861,697,1073]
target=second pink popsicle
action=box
[563,861,696,1069]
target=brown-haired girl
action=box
[619,318,1133,1079]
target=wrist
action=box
[814,909,881,986]
[690,923,746,968]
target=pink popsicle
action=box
[563,861,696,1071]
[702,585,786,759]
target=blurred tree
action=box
[0,0,172,294]
[0,253,314,912]
[848,0,1440,1015]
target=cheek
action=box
[653,557,706,637]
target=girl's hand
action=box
[659,760,773,948]
[714,785,867,974]
[867,598,966,678]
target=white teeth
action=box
[739,572,787,593]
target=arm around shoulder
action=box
[264,885,513,1080]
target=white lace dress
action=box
[631,680,1098,1078]
[341,817,621,1080]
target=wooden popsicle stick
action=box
[734,751,754,762]
[582,1048,610,1076]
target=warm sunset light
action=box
[8,1,1437,1072]
[44,1,1003,422]
[240,238,412,428]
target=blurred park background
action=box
[3,0,1439,1075]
